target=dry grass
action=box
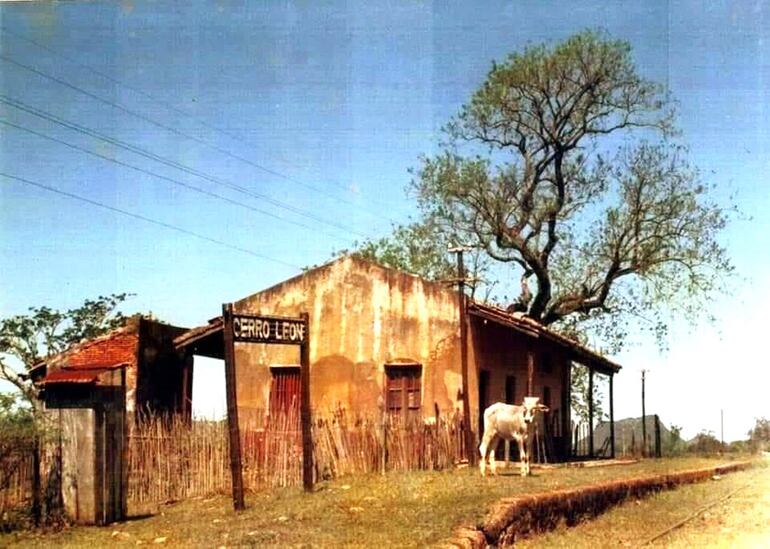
[516,457,769,548]
[0,457,742,548]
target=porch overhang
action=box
[467,302,621,375]
[173,317,224,359]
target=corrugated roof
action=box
[468,302,621,374]
[41,362,127,385]
[42,370,101,385]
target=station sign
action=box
[231,313,307,344]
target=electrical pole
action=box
[641,369,647,458]
[720,408,724,451]
[449,246,476,465]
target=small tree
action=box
[570,364,604,425]
[747,417,770,453]
[0,294,131,525]
[689,430,723,454]
[664,424,686,456]
[0,293,132,406]
[341,220,492,299]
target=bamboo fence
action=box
[126,409,467,508]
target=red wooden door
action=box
[269,367,300,416]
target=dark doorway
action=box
[505,375,517,405]
[478,370,490,435]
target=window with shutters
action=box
[385,363,422,418]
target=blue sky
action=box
[1,1,768,441]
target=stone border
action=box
[445,460,754,548]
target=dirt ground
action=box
[517,459,770,548]
[656,464,770,548]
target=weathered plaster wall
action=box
[232,256,464,420]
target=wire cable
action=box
[0,95,363,238]
[0,171,302,270]
[0,117,347,242]
[0,49,392,218]
[4,25,403,213]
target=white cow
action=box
[479,397,548,477]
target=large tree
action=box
[407,30,730,350]
[0,293,132,405]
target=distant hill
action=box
[587,416,673,456]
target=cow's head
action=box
[522,396,549,424]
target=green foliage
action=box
[663,424,686,456]
[688,430,724,455]
[570,364,605,425]
[747,417,770,453]
[355,220,458,282]
[0,393,35,441]
[0,293,132,405]
[404,29,731,350]
[339,220,493,298]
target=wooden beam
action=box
[588,367,594,458]
[300,312,313,492]
[454,250,476,465]
[527,348,534,396]
[222,303,245,511]
[609,373,615,459]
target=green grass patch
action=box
[0,457,742,548]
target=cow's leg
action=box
[504,439,510,469]
[479,428,495,476]
[524,435,532,476]
[489,435,501,475]
[518,436,528,477]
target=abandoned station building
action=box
[34,255,621,524]
[175,255,621,462]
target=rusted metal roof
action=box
[468,302,621,374]
[41,362,127,385]
[173,317,223,349]
[42,370,101,385]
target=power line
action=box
[0,117,348,242]
[0,171,302,270]
[0,44,394,217]
[0,95,363,238]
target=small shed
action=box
[32,316,189,525]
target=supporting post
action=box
[300,312,314,492]
[641,369,647,458]
[588,367,594,458]
[526,349,534,396]
[609,373,615,459]
[222,303,245,511]
[720,409,724,451]
[450,247,476,465]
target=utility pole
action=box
[720,408,724,451]
[641,369,647,458]
[449,246,476,465]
